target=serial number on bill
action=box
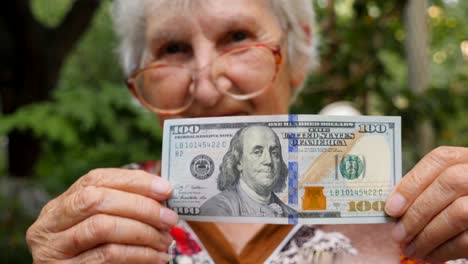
[328,188,384,197]
[174,141,228,150]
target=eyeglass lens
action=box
[134,45,276,112]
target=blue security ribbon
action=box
[287,115,299,224]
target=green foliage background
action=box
[0,0,467,262]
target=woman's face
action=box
[143,0,299,122]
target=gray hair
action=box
[110,0,318,82]
[217,125,288,192]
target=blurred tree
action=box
[0,3,164,261]
[294,0,468,170]
[294,0,407,113]
[0,1,165,192]
[404,0,434,155]
[0,0,101,178]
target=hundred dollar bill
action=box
[162,115,401,225]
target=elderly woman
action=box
[26,0,468,263]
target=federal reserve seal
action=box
[190,155,215,180]
[339,155,364,180]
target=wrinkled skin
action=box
[385,146,468,262]
[26,169,177,263]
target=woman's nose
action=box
[191,51,223,107]
[192,68,223,107]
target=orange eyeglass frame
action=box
[126,43,282,115]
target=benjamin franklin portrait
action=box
[200,125,296,217]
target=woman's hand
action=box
[385,146,468,262]
[26,168,178,264]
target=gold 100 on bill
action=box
[161,115,402,225]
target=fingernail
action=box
[391,222,406,243]
[385,192,406,216]
[160,207,178,227]
[152,177,172,195]
[403,242,416,257]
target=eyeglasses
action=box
[126,43,282,115]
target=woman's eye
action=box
[231,31,248,42]
[164,43,189,55]
[154,42,192,63]
[226,30,252,44]
[156,42,191,59]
